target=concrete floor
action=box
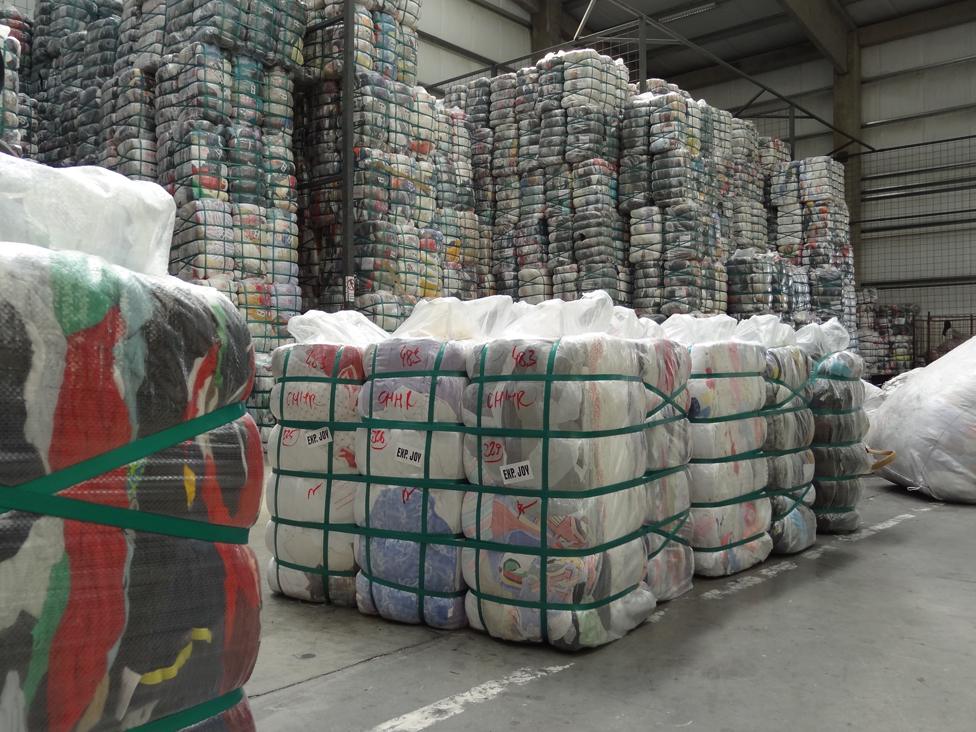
[245,478,976,732]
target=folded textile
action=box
[0,242,262,731]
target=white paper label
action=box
[305,427,333,446]
[394,445,425,467]
[500,460,533,484]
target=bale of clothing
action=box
[664,316,772,576]
[0,243,263,731]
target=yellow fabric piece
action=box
[139,628,213,686]
[183,465,197,509]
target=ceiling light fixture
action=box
[659,1,719,23]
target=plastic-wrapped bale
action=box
[355,215,398,293]
[16,91,37,158]
[810,266,844,321]
[800,156,845,203]
[661,202,705,316]
[116,0,166,70]
[155,44,233,207]
[237,279,301,354]
[164,0,245,54]
[48,0,96,42]
[170,199,239,284]
[82,14,119,87]
[0,6,31,91]
[460,336,656,648]
[726,248,774,317]
[666,322,771,576]
[355,339,469,629]
[619,93,653,214]
[356,291,405,332]
[762,344,816,554]
[641,338,694,601]
[573,157,615,294]
[787,264,813,325]
[800,200,847,267]
[248,351,276,443]
[629,206,663,317]
[775,202,803,261]
[809,350,870,533]
[464,76,490,129]
[1,28,21,154]
[110,67,158,181]
[303,1,374,78]
[701,256,728,315]
[0,242,262,731]
[266,343,367,604]
[514,213,548,302]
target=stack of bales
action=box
[135,0,307,441]
[298,0,456,332]
[1,22,21,154]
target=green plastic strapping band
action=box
[130,688,244,732]
[0,403,250,544]
[689,448,764,465]
[693,530,769,553]
[691,487,768,509]
[646,509,691,561]
[689,371,764,380]
[767,483,814,521]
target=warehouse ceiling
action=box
[559,0,962,82]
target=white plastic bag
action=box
[0,155,176,276]
[867,337,976,502]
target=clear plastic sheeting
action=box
[0,154,176,276]
[867,336,976,503]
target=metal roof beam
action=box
[780,0,852,72]
[671,41,822,89]
[858,0,976,47]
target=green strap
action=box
[130,688,245,731]
[690,409,764,424]
[0,403,250,545]
[645,509,691,560]
[689,371,764,379]
[689,448,764,464]
[693,530,769,553]
[767,483,814,521]
[691,487,768,509]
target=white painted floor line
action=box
[700,561,797,600]
[367,664,574,732]
[835,513,915,542]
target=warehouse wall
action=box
[688,21,976,320]
[417,0,532,87]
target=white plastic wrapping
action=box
[0,154,176,276]
[867,337,976,502]
[664,314,772,576]
[459,334,656,649]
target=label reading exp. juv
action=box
[394,445,425,467]
[500,460,533,484]
[306,427,333,446]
